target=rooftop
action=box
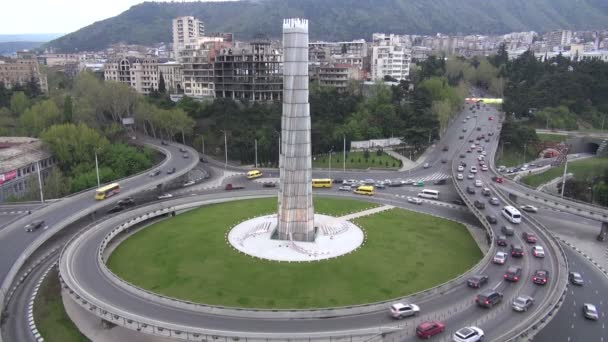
[0,137,51,174]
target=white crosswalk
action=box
[408,172,451,183]
[0,210,28,216]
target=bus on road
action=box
[247,170,262,179]
[312,178,333,188]
[95,183,120,200]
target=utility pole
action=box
[201,135,205,155]
[343,135,346,173]
[36,161,44,203]
[522,143,527,165]
[254,139,258,168]
[328,148,333,180]
[560,155,569,198]
[220,130,228,169]
[95,150,100,188]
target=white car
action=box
[520,204,538,213]
[481,151,487,156]
[481,165,488,171]
[183,180,195,187]
[457,173,464,180]
[470,144,476,150]
[493,251,507,265]
[467,173,475,179]
[532,245,545,258]
[477,155,484,161]
[389,303,420,319]
[407,196,423,205]
[157,193,173,199]
[470,166,478,173]
[453,326,484,342]
[338,185,352,191]
[457,166,465,172]
[474,180,482,187]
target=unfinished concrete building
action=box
[214,38,283,101]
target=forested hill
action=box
[47,0,608,52]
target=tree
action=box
[40,123,109,171]
[63,95,73,123]
[158,71,166,93]
[101,81,138,123]
[19,100,62,137]
[10,91,29,116]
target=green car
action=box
[414,181,425,187]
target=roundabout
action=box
[106,197,482,309]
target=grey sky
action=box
[1,0,235,35]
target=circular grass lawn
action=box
[107,197,482,309]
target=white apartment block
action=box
[157,61,183,94]
[104,56,159,94]
[173,16,205,58]
[371,44,411,81]
[309,40,367,58]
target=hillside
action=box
[47,0,608,52]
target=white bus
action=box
[502,206,522,224]
[417,189,439,200]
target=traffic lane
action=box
[524,207,603,242]
[0,141,191,282]
[533,247,608,342]
[3,254,58,342]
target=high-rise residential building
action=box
[0,51,48,93]
[371,43,411,81]
[546,30,573,51]
[178,38,228,99]
[172,16,205,58]
[310,63,363,91]
[103,56,159,94]
[214,39,283,101]
[157,61,184,94]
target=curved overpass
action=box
[0,137,200,341]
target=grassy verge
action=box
[33,268,89,342]
[495,146,538,168]
[108,198,481,309]
[537,133,567,143]
[521,157,608,188]
[312,151,401,169]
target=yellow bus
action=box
[247,170,263,179]
[312,178,333,188]
[95,183,120,200]
[354,185,375,196]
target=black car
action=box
[466,186,476,194]
[511,244,525,258]
[476,290,503,308]
[533,269,549,285]
[459,135,464,140]
[477,127,482,131]
[459,161,467,167]
[107,205,125,214]
[167,167,176,174]
[149,170,161,177]
[117,197,135,207]
[441,159,447,164]
[569,272,584,285]
[504,266,522,282]
[496,235,508,246]
[452,199,465,206]
[262,182,276,188]
[459,154,466,158]
[199,157,208,163]
[434,179,447,185]
[486,215,497,224]
[24,220,45,232]
[474,200,485,209]
[467,275,489,288]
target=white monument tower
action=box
[276,18,315,242]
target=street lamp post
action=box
[220,130,228,169]
[36,161,44,203]
[522,142,527,165]
[328,147,334,180]
[201,135,205,155]
[94,150,100,188]
[560,155,569,198]
[343,135,346,173]
[254,139,258,168]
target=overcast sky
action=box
[1,0,235,35]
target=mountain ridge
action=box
[46,0,608,52]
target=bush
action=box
[358,158,361,163]
[351,158,354,163]
[376,149,383,156]
[393,162,396,167]
[364,150,370,159]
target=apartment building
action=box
[214,39,283,101]
[546,30,573,51]
[157,61,184,94]
[0,51,48,93]
[371,43,411,81]
[173,16,205,58]
[178,37,230,99]
[0,137,56,203]
[310,63,363,91]
[103,56,159,94]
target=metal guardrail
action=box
[88,194,496,322]
[0,140,199,342]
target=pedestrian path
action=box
[384,149,417,171]
[337,205,394,221]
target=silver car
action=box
[390,303,420,319]
[512,296,534,312]
[583,303,599,320]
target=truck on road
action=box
[224,183,245,191]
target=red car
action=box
[522,232,537,244]
[492,176,504,183]
[489,116,493,120]
[533,269,549,285]
[416,321,445,339]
